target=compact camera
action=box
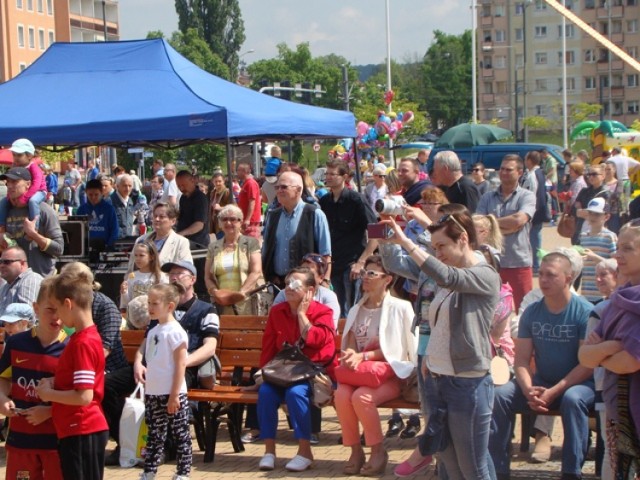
[367,223,395,240]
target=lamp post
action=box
[472,0,478,123]
[102,0,107,40]
[237,48,255,83]
[522,0,533,142]
[384,0,395,165]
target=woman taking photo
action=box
[209,172,233,236]
[128,201,192,271]
[257,267,337,472]
[334,255,417,476]
[204,204,263,315]
[382,210,500,480]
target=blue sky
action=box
[118,0,471,65]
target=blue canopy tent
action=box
[0,39,355,148]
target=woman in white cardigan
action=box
[334,254,417,476]
[127,201,193,272]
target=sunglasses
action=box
[0,259,22,265]
[274,184,297,191]
[586,172,602,177]
[360,269,387,279]
[435,213,466,232]
[220,217,240,223]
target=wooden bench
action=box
[120,315,420,463]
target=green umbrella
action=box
[434,123,513,149]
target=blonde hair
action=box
[53,262,95,309]
[472,214,503,252]
[384,168,401,193]
[148,283,184,308]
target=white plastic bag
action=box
[119,383,148,468]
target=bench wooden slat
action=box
[219,315,268,331]
[218,332,263,350]
[188,386,259,404]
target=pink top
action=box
[16,161,47,205]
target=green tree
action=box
[174,0,245,74]
[422,30,472,130]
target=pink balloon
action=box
[403,111,414,123]
[357,121,369,137]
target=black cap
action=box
[0,167,31,181]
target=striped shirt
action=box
[580,228,617,302]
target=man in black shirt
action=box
[320,160,378,317]
[431,150,480,213]
[176,170,210,248]
[572,163,609,245]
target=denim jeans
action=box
[529,222,543,271]
[331,269,361,318]
[426,373,496,480]
[258,381,311,440]
[489,378,595,476]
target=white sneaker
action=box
[139,473,156,480]
[172,475,190,480]
[259,453,276,471]
[285,455,313,472]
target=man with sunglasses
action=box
[573,164,610,245]
[0,246,43,316]
[262,171,331,289]
[320,160,378,317]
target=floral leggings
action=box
[144,393,192,476]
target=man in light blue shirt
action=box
[262,171,331,288]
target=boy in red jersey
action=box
[36,262,109,480]
[0,280,68,480]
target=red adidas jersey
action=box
[52,325,108,438]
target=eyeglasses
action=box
[302,253,324,265]
[220,217,240,223]
[586,172,602,177]
[0,259,22,265]
[471,168,483,173]
[360,269,387,279]
[274,184,297,191]
[168,271,193,279]
[435,213,466,232]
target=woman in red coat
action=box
[257,266,337,473]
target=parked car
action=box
[426,142,567,184]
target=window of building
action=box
[585,77,597,89]
[585,0,595,8]
[565,0,575,9]
[627,46,639,59]
[599,48,610,61]
[628,74,639,87]
[16,0,23,9]
[482,56,492,69]
[613,101,623,115]
[628,0,638,6]
[628,19,639,33]
[496,81,508,94]
[495,30,506,42]
[48,29,54,45]
[37,0,43,13]
[600,76,610,88]
[17,25,24,48]
[482,5,491,16]
[484,82,493,94]
[38,28,44,50]
[28,27,35,49]
[584,49,596,62]
[495,5,505,16]
[600,21,609,35]
[536,79,548,91]
[559,77,577,91]
[483,30,492,42]
[515,2,524,14]
[515,54,524,67]
[558,24,575,37]
[26,0,33,11]
[535,26,547,38]
[515,28,524,41]
[613,74,624,87]
[558,50,575,64]
[46,0,52,14]
[535,105,547,115]
[535,52,548,64]
[495,56,507,68]
[612,20,623,34]
[628,101,640,113]
[535,0,547,10]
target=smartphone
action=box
[11,407,26,415]
[367,223,394,240]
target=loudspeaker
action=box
[60,220,87,257]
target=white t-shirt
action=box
[120,271,168,308]
[144,320,188,395]
[608,154,640,181]
[161,178,182,206]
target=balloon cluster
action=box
[328,138,355,164]
[356,110,414,156]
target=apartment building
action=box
[0,0,119,82]
[478,0,640,133]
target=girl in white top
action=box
[133,283,190,480]
[120,241,168,311]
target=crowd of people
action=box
[0,138,638,480]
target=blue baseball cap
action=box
[0,303,35,324]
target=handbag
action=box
[311,371,334,408]
[557,212,576,238]
[119,383,148,468]
[334,361,395,388]
[261,340,322,388]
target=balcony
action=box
[611,32,624,43]
[611,85,625,97]
[597,5,624,17]
[597,60,625,71]
[481,15,493,26]
[482,93,496,104]
[482,68,494,78]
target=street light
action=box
[236,49,255,83]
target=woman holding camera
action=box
[381,210,500,480]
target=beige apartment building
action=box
[0,0,119,82]
[478,0,640,135]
